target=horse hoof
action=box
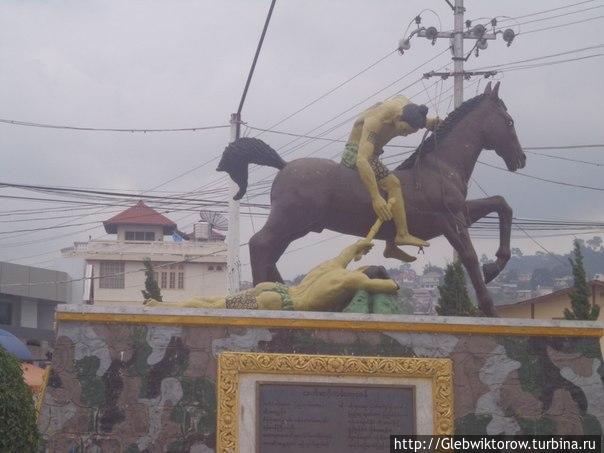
[479,305,498,317]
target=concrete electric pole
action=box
[399,0,516,109]
[397,0,516,261]
[226,0,276,295]
[226,113,241,295]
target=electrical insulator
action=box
[472,24,486,38]
[502,28,515,47]
[425,26,438,45]
[398,38,411,54]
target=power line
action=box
[477,160,604,191]
[180,47,451,197]
[0,181,270,208]
[520,15,604,35]
[470,177,567,264]
[497,4,604,29]
[472,44,604,70]
[0,119,229,133]
[524,144,604,150]
[525,150,604,167]
[0,248,228,289]
[497,53,604,72]
[497,0,596,23]
[247,126,416,148]
[252,50,397,139]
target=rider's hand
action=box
[372,196,392,221]
[353,239,373,261]
[356,239,374,254]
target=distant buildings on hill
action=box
[389,259,603,316]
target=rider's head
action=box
[400,103,429,129]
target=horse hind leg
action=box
[250,226,284,285]
[249,215,312,285]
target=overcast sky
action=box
[0,0,602,292]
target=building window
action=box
[216,265,223,271]
[99,262,125,289]
[160,272,167,289]
[178,272,184,289]
[125,231,155,241]
[169,272,176,289]
[0,302,12,325]
[208,265,214,271]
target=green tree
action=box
[564,240,600,320]
[436,261,477,317]
[0,347,39,451]
[141,258,162,302]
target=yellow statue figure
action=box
[341,96,440,262]
[144,239,398,312]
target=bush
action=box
[0,346,39,452]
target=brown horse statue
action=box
[217,82,525,316]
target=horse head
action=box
[480,81,526,171]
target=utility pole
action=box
[226,113,241,294]
[452,0,465,109]
[225,0,276,295]
[397,0,516,262]
[399,0,516,109]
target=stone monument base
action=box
[39,305,603,452]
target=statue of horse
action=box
[217,82,525,316]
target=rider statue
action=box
[341,95,440,262]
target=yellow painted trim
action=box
[56,311,603,338]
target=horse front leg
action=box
[443,220,497,317]
[466,196,512,283]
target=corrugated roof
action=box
[103,201,177,234]
[498,279,604,310]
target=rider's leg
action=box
[378,174,429,247]
[383,239,417,262]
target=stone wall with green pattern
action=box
[39,315,603,452]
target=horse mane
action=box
[395,93,487,170]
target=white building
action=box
[62,201,227,306]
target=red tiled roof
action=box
[103,201,177,234]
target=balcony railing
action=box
[62,239,226,258]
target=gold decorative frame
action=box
[216,352,453,453]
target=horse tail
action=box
[217,137,288,200]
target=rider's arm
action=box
[356,118,381,200]
[334,240,373,268]
[356,118,391,221]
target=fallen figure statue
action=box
[144,239,399,312]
